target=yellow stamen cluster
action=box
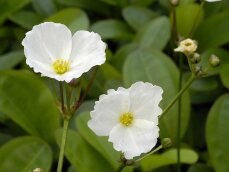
[53,59,69,74]
[119,112,133,126]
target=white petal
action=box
[128,81,163,124]
[22,22,72,77]
[88,89,130,136]
[109,119,159,159]
[68,31,106,79]
[205,0,221,2]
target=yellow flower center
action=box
[53,59,69,74]
[119,112,133,126]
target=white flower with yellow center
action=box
[88,82,163,159]
[174,38,198,56]
[22,22,106,82]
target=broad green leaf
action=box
[55,129,114,172]
[0,70,60,143]
[0,132,12,146]
[141,148,198,171]
[206,94,229,172]
[190,76,223,104]
[76,112,120,168]
[56,0,110,15]
[220,63,229,89]
[135,17,170,50]
[0,50,25,70]
[0,136,52,172]
[195,10,229,50]
[31,0,56,15]
[188,164,214,172]
[123,49,190,143]
[0,0,30,25]
[9,11,44,29]
[130,0,156,6]
[111,43,138,71]
[174,4,203,37]
[46,8,89,33]
[122,6,158,31]
[91,19,134,40]
[199,48,229,75]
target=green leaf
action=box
[55,129,114,172]
[111,43,138,71]
[135,17,170,50]
[0,50,25,70]
[0,136,52,172]
[174,4,203,37]
[0,0,30,25]
[195,10,229,50]
[141,148,198,171]
[46,8,89,33]
[188,164,214,172]
[122,6,158,31]
[56,0,110,15]
[31,0,56,15]
[76,112,120,168]
[130,0,156,6]
[0,70,60,143]
[123,49,190,143]
[206,94,229,172]
[9,11,44,29]
[220,63,229,89]
[190,76,223,104]
[91,19,134,40]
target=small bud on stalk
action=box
[162,138,172,148]
[190,53,201,64]
[170,0,179,6]
[209,54,220,67]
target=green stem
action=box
[177,57,183,172]
[136,145,163,162]
[160,74,195,119]
[57,118,69,172]
[188,1,205,37]
[59,82,65,113]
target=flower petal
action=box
[88,89,130,136]
[22,22,72,76]
[109,119,159,159]
[128,81,163,124]
[68,31,106,79]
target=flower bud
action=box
[190,53,201,64]
[170,0,179,6]
[209,54,220,67]
[162,138,172,148]
[33,168,43,172]
[174,39,198,56]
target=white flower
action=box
[174,38,197,56]
[22,22,106,82]
[205,0,221,2]
[88,82,163,159]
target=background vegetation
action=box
[0,0,228,172]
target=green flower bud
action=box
[190,53,201,64]
[162,138,172,148]
[209,54,220,67]
[33,168,43,172]
[170,0,179,6]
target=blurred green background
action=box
[0,0,229,172]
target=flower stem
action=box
[188,1,205,37]
[177,56,183,172]
[59,82,65,113]
[160,74,195,119]
[136,145,163,162]
[57,118,69,172]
